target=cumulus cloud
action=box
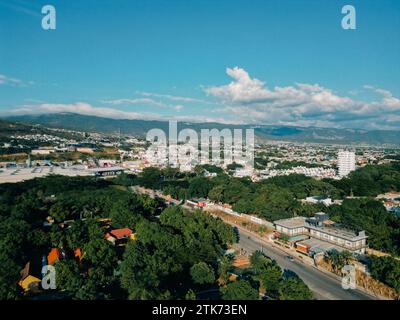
[3,67,399,130]
[205,67,400,130]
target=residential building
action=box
[303,196,333,206]
[106,228,134,246]
[77,147,95,154]
[338,150,356,177]
[18,262,41,293]
[376,192,400,217]
[47,248,61,265]
[31,148,54,155]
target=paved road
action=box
[130,187,377,300]
[237,228,376,300]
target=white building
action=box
[338,151,355,177]
[261,166,337,180]
[304,196,333,206]
[274,213,368,255]
[233,167,253,178]
[31,149,55,155]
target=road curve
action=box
[237,228,376,300]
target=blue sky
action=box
[0,0,399,130]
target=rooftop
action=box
[274,217,307,229]
[307,223,367,241]
[274,215,368,241]
[297,238,344,253]
[0,166,91,184]
[110,228,132,240]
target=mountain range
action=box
[3,113,400,146]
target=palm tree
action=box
[324,250,353,274]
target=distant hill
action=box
[0,118,82,142]
[4,113,400,146]
[0,118,55,140]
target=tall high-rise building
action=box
[338,150,356,177]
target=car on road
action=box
[285,255,294,261]
[232,226,240,242]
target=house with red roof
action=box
[106,228,134,246]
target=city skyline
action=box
[1,0,399,131]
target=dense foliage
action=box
[0,175,234,299]
[133,163,400,255]
[120,206,235,299]
[249,251,313,300]
[369,256,400,293]
[326,199,400,255]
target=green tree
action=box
[279,275,313,300]
[190,262,215,285]
[369,256,400,293]
[139,167,162,189]
[185,289,197,300]
[324,250,352,274]
[218,255,234,285]
[220,280,259,300]
[250,251,282,297]
[187,177,212,198]
[208,185,224,203]
[54,260,83,293]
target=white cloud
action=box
[101,98,166,108]
[0,0,41,18]
[3,67,399,131]
[8,102,159,120]
[4,102,233,124]
[138,91,206,103]
[174,105,184,111]
[0,74,34,87]
[205,67,400,130]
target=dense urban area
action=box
[0,117,399,300]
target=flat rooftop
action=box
[88,166,126,173]
[274,216,368,241]
[307,223,367,241]
[0,166,92,184]
[274,217,307,229]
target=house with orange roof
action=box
[74,248,84,262]
[47,248,61,265]
[106,228,133,246]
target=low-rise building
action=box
[303,196,333,206]
[31,148,55,155]
[106,228,135,246]
[77,147,95,154]
[274,212,368,255]
[376,192,400,217]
